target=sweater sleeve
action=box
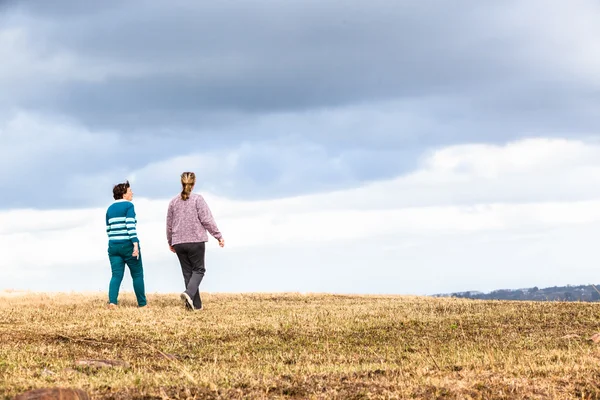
[126,204,139,243]
[196,196,222,240]
[166,201,173,246]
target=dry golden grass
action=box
[1,292,600,399]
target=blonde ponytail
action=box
[180,172,196,201]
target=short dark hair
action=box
[113,181,130,200]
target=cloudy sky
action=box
[2,0,600,296]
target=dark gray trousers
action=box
[173,242,206,309]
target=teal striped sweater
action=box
[105,200,139,243]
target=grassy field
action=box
[2,292,600,399]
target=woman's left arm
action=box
[127,204,140,258]
[196,196,222,240]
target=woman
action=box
[166,172,225,310]
[105,181,147,309]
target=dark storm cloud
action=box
[9,0,597,141]
[1,0,600,209]
[8,1,523,127]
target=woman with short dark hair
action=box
[105,181,147,309]
[166,172,224,310]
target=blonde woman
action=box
[166,172,225,310]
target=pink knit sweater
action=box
[166,193,222,246]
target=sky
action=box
[2,0,600,296]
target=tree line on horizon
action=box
[434,284,600,302]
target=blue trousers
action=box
[107,241,147,306]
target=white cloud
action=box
[491,0,600,84]
[312,138,600,209]
[2,137,600,295]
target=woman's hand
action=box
[132,243,140,259]
[218,238,225,248]
[169,245,176,253]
